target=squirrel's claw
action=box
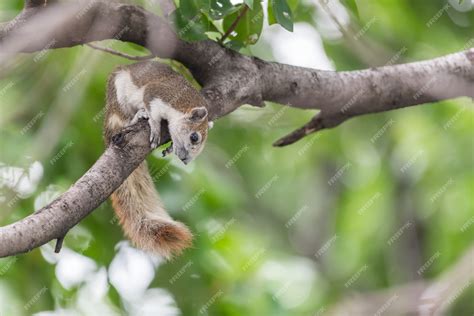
[150,131,160,149]
[149,120,160,149]
[130,108,149,124]
[130,109,160,148]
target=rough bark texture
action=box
[2,1,471,123]
[0,1,472,257]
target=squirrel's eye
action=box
[190,132,200,144]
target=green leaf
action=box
[287,0,315,24]
[286,0,301,12]
[179,0,201,18]
[244,0,254,10]
[268,0,293,32]
[169,5,218,41]
[225,40,246,52]
[202,0,236,20]
[222,2,264,46]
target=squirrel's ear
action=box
[188,107,208,122]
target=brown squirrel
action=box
[103,61,210,259]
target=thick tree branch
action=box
[264,50,474,145]
[1,1,472,122]
[0,1,472,257]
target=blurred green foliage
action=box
[0,0,473,315]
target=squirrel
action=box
[103,61,210,259]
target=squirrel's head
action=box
[169,106,209,164]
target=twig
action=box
[54,235,65,253]
[219,5,249,44]
[86,43,154,61]
[273,113,327,147]
[158,0,176,17]
[25,0,49,8]
[318,0,388,66]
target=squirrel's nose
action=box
[180,156,190,165]
[177,148,190,164]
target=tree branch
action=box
[0,119,152,257]
[24,0,51,8]
[86,43,154,61]
[327,246,474,315]
[264,50,474,145]
[1,1,472,122]
[0,1,473,257]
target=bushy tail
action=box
[111,162,192,258]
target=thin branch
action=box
[273,113,325,147]
[157,0,176,17]
[418,246,474,315]
[318,0,390,66]
[86,43,155,61]
[327,246,474,315]
[54,235,65,253]
[25,0,49,8]
[218,5,249,44]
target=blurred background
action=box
[0,0,473,315]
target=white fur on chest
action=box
[115,70,183,124]
[114,71,145,114]
[149,98,184,123]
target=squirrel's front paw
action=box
[150,129,160,149]
[129,109,160,148]
[130,108,149,124]
[148,118,161,149]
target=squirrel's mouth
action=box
[176,148,191,164]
